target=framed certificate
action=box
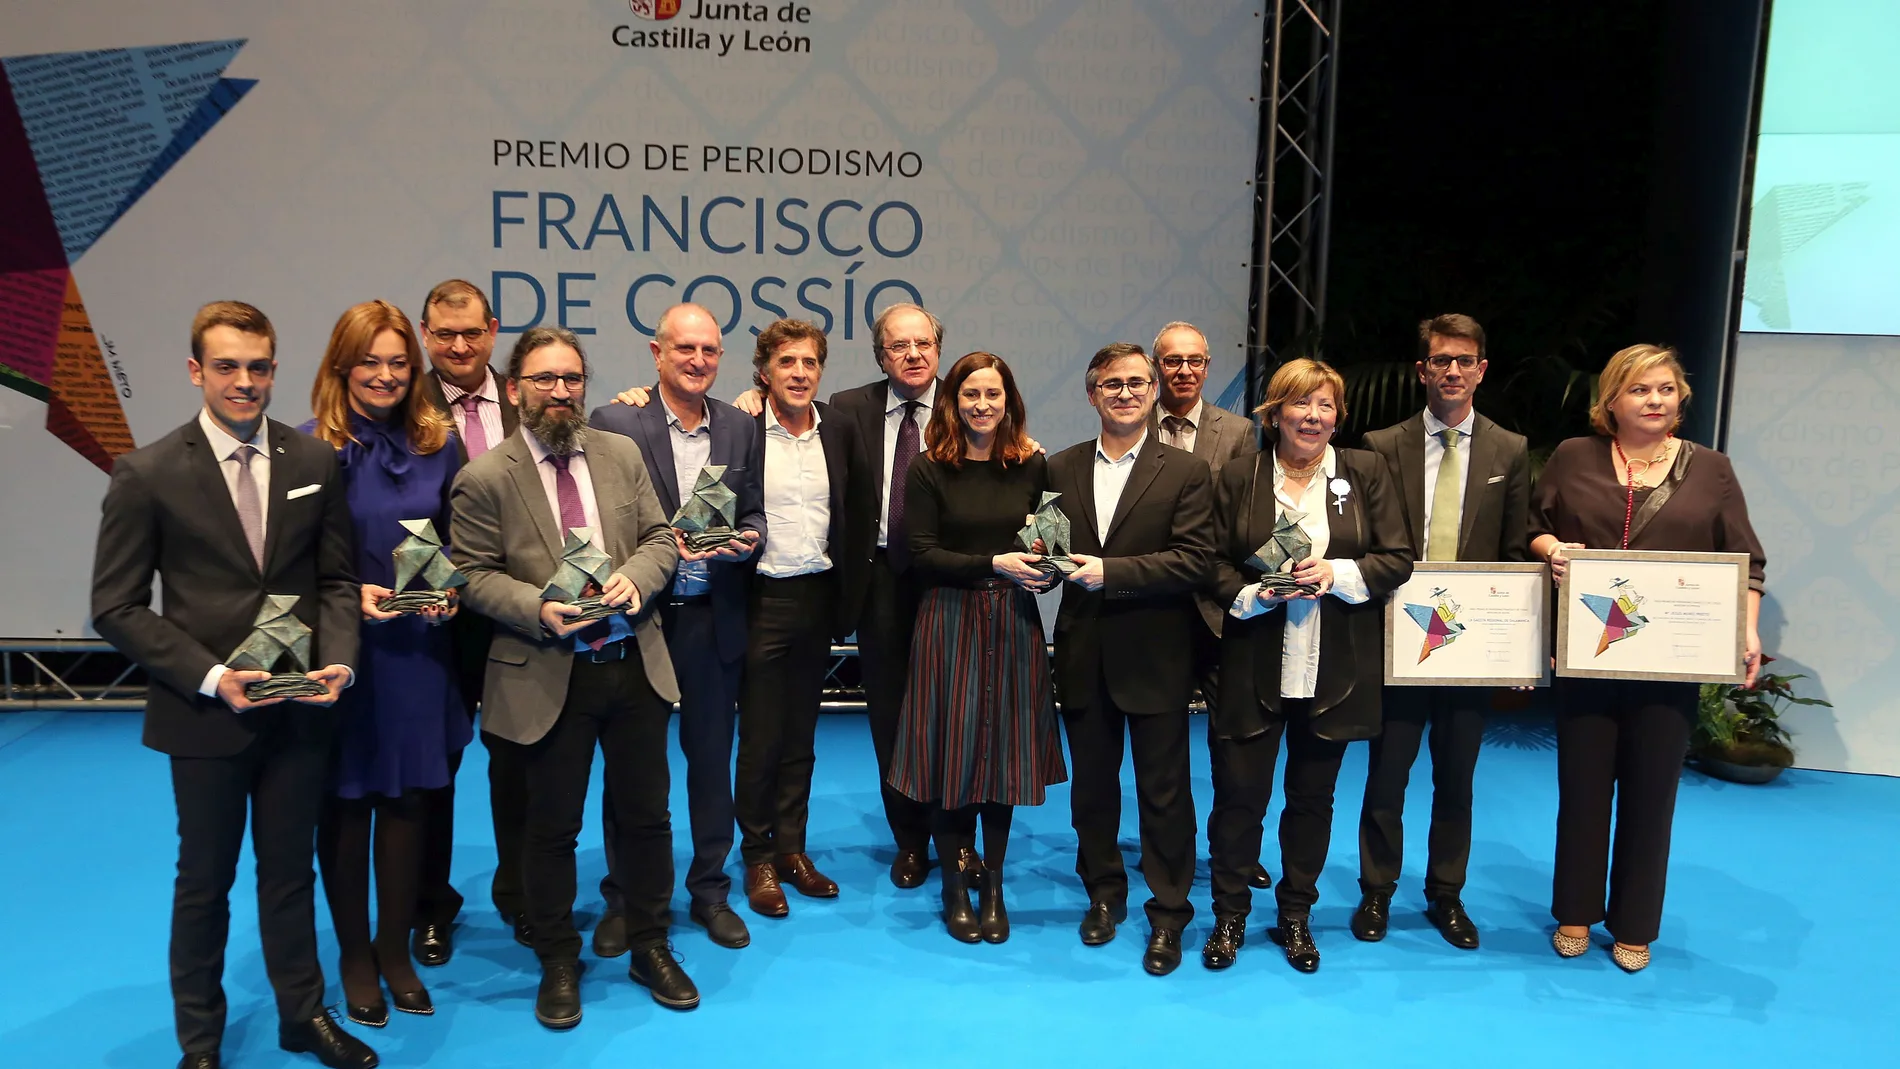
[1384,562,1550,687]
[1555,549,1750,684]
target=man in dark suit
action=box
[410,278,521,964]
[1150,320,1269,889]
[1353,313,1530,950]
[589,302,764,951]
[732,318,872,918]
[91,301,377,1069]
[450,326,695,1027]
[1050,342,1214,976]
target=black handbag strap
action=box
[1627,439,1695,545]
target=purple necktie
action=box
[458,394,490,457]
[887,400,922,571]
[548,453,609,649]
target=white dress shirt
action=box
[1227,446,1370,699]
[522,427,634,649]
[665,398,716,596]
[1092,430,1147,542]
[439,370,507,458]
[1157,398,1204,454]
[878,379,937,549]
[197,409,273,698]
[758,403,833,578]
[1421,406,1476,547]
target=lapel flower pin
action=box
[1330,476,1351,514]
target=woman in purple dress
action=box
[301,300,469,1025]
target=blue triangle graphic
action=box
[2,39,247,263]
[98,77,256,241]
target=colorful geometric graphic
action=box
[0,40,254,470]
[1579,580,1650,656]
[1402,589,1467,663]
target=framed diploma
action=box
[1555,549,1750,684]
[1384,562,1550,687]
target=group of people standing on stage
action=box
[90,283,1766,1069]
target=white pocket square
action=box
[286,483,322,500]
[1486,475,1505,484]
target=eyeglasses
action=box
[879,339,937,357]
[1095,378,1153,397]
[1159,355,1208,371]
[428,328,489,346]
[1426,354,1481,370]
[519,372,588,391]
[667,344,723,359]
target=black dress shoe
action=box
[390,985,433,1016]
[890,849,928,889]
[592,912,629,958]
[1248,862,1273,889]
[691,900,752,948]
[411,924,452,968]
[941,852,982,944]
[977,864,1009,944]
[628,943,701,1009]
[279,1008,379,1068]
[1427,897,1481,950]
[1269,915,1321,973]
[1142,928,1183,975]
[1079,900,1123,946]
[1202,915,1245,970]
[534,962,583,1030]
[1350,891,1392,942]
[178,1053,219,1069]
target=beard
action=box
[524,399,587,455]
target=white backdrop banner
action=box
[0,0,1265,639]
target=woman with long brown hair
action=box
[300,300,468,1024]
[887,352,1066,944]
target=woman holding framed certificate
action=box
[1531,344,1766,972]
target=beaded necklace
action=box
[1612,436,1672,549]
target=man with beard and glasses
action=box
[448,327,696,1029]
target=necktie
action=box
[886,400,922,570]
[458,394,490,457]
[548,453,610,649]
[234,443,265,569]
[1161,414,1191,448]
[1427,428,1463,561]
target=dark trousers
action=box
[1357,686,1486,901]
[167,720,329,1054]
[414,743,468,928]
[1207,701,1349,920]
[1207,715,1285,919]
[1553,677,1696,946]
[603,598,739,911]
[735,573,836,865]
[859,551,934,856]
[525,651,675,964]
[1064,693,1196,931]
[482,729,530,921]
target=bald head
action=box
[651,302,725,407]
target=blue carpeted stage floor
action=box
[0,709,1893,1067]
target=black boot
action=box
[941,848,981,944]
[977,863,1009,944]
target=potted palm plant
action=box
[1693,659,1829,784]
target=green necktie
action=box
[1427,428,1463,561]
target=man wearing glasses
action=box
[448,326,694,1027]
[412,280,523,963]
[1351,313,1530,951]
[1047,342,1214,975]
[590,303,764,953]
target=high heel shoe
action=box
[941,848,982,944]
[977,863,1008,944]
[372,946,434,1016]
[341,968,388,1028]
[1552,928,1591,958]
[1610,943,1650,972]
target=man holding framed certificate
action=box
[1354,314,1531,951]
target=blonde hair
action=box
[1253,358,1346,443]
[1590,344,1691,436]
[309,300,452,456]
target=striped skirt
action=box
[888,580,1067,808]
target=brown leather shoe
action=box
[774,852,840,898]
[890,849,927,889]
[744,862,790,917]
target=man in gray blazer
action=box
[449,326,695,1030]
[1150,321,1268,888]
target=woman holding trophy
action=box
[887,351,1067,945]
[302,300,470,1024]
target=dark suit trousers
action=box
[525,652,674,964]
[1357,686,1486,901]
[1553,677,1696,946]
[168,720,330,1054]
[603,598,739,911]
[482,729,530,920]
[1206,716,1286,919]
[1063,688,1196,931]
[735,573,836,865]
[415,683,478,927]
[1275,709,1351,918]
[859,551,934,855]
